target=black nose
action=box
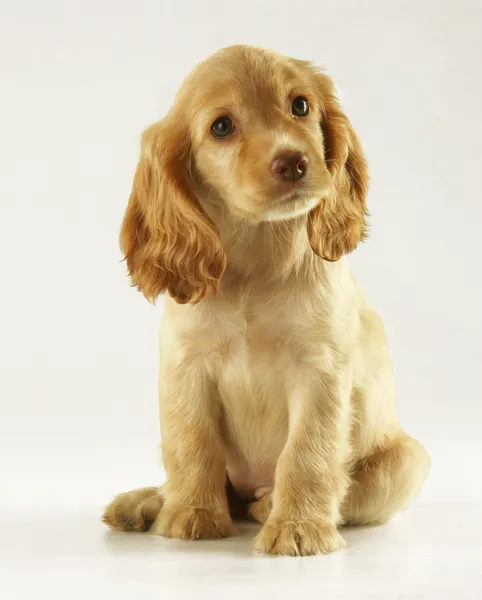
[271,151,308,182]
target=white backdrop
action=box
[1,0,482,521]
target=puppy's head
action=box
[121,46,368,303]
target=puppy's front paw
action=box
[255,519,345,556]
[152,504,236,540]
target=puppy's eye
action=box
[291,96,309,117]
[211,116,234,139]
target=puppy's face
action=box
[186,48,332,222]
[121,46,368,303]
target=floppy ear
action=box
[120,118,226,304]
[307,71,369,261]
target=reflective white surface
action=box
[1,503,480,600]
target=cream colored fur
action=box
[103,46,430,556]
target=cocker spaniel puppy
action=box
[103,45,430,556]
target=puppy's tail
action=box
[102,486,163,532]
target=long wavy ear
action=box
[307,70,369,261]
[120,118,226,304]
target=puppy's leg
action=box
[342,435,430,525]
[103,486,164,532]
[255,372,350,556]
[150,361,235,540]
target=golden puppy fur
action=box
[103,45,430,556]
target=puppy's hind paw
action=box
[102,487,163,532]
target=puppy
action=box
[103,45,430,556]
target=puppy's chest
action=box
[209,310,294,483]
[199,296,325,497]
[207,306,306,393]
[207,300,322,435]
